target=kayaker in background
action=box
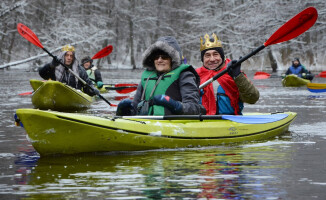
[38,45,99,96]
[116,36,206,116]
[196,33,260,115]
[284,57,314,81]
[81,56,104,89]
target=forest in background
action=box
[0,0,325,72]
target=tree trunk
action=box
[268,50,277,72]
[129,0,136,69]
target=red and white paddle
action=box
[17,24,117,106]
[200,7,318,88]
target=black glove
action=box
[51,56,60,67]
[92,88,100,96]
[116,99,135,116]
[227,59,241,79]
[153,95,183,114]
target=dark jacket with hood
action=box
[39,51,96,96]
[285,58,309,76]
[133,36,206,115]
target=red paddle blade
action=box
[264,7,318,47]
[92,45,113,59]
[18,91,33,96]
[114,83,138,94]
[254,71,270,76]
[318,71,326,78]
[254,75,271,80]
[115,84,138,94]
[115,83,138,87]
[253,71,271,79]
[17,23,44,48]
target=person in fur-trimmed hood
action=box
[116,36,206,116]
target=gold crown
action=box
[61,45,75,52]
[200,33,222,51]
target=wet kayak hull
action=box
[15,109,297,156]
[282,74,310,87]
[31,80,94,111]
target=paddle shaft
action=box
[42,48,115,106]
[121,115,223,120]
[105,86,138,90]
[199,45,265,89]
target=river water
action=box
[0,68,325,199]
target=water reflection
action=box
[9,144,296,199]
[14,149,39,185]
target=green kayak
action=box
[15,108,297,156]
[30,79,110,94]
[282,74,310,87]
[31,80,94,111]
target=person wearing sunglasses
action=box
[116,36,206,116]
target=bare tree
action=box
[1,0,325,71]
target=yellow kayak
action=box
[307,83,326,93]
[30,79,45,91]
[282,74,310,87]
[31,80,94,111]
[15,108,297,156]
[30,79,110,94]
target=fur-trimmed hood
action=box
[142,36,182,71]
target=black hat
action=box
[81,56,93,65]
[293,57,300,62]
[201,47,224,62]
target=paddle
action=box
[253,71,271,80]
[18,91,33,96]
[17,23,116,107]
[18,46,114,96]
[89,76,137,94]
[91,45,113,59]
[120,113,289,124]
[105,83,138,94]
[316,71,326,78]
[199,7,318,89]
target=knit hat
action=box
[201,47,224,63]
[292,57,301,66]
[81,56,93,65]
[293,57,300,63]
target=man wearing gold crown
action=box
[196,34,259,115]
[39,44,99,96]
